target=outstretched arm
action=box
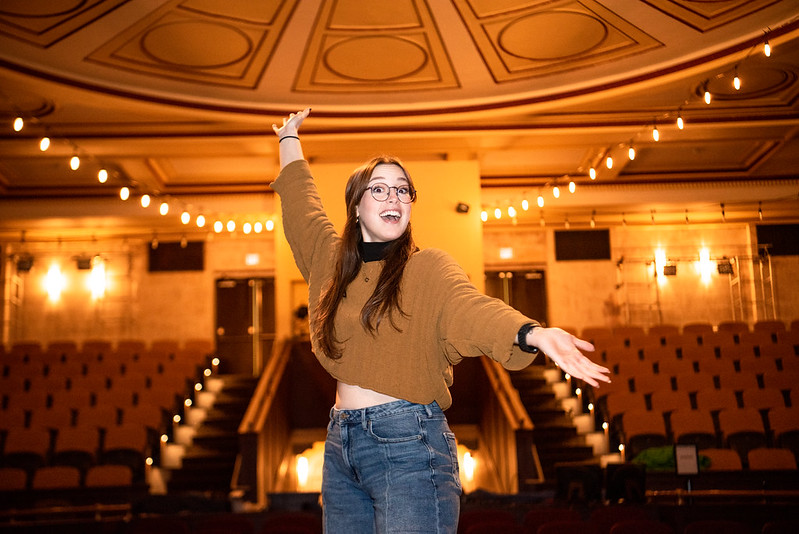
[522,326,610,388]
[273,107,311,169]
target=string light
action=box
[196,214,206,228]
[226,220,236,232]
[704,87,712,105]
[676,113,684,130]
[628,145,636,160]
[181,211,191,224]
[159,201,169,215]
[119,186,130,201]
[521,198,529,211]
[568,181,575,193]
[507,206,517,218]
[39,137,50,151]
[589,167,597,180]
[733,67,741,90]
[480,210,488,222]
[606,155,613,169]
[764,39,771,57]
[652,123,659,142]
[214,220,224,233]
[97,169,108,183]
[552,186,560,199]
[140,194,151,208]
[537,194,544,208]
[494,207,502,219]
[69,155,80,170]
[13,117,23,131]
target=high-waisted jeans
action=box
[322,399,462,533]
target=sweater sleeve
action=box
[269,159,338,282]
[428,249,537,371]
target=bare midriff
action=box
[335,381,401,410]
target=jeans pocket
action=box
[443,431,462,489]
[367,412,423,443]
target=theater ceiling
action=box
[0,0,798,240]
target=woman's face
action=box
[357,163,413,243]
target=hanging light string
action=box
[5,24,792,230]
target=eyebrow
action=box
[368,176,410,184]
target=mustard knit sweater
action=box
[271,160,537,409]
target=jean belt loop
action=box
[424,403,433,418]
[361,408,368,430]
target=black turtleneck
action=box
[359,240,393,263]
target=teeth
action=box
[381,210,401,220]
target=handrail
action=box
[238,337,291,434]
[480,357,534,430]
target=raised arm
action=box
[522,326,610,388]
[272,107,311,169]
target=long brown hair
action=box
[313,156,417,359]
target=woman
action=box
[271,108,610,533]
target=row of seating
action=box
[1,338,213,361]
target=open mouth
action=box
[380,210,401,222]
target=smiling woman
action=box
[269,108,610,533]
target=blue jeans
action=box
[322,400,462,533]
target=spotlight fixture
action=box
[16,254,34,272]
[75,255,93,270]
[455,202,470,214]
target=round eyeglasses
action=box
[365,183,416,204]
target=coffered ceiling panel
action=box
[643,0,783,31]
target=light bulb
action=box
[537,195,544,208]
[733,74,741,91]
[120,186,130,200]
[196,214,206,227]
[70,155,80,170]
[181,211,190,224]
[552,186,560,199]
[569,181,575,193]
[606,155,613,169]
[704,90,712,105]
[140,194,150,208]
[39,137,50,151]
[521,199,529,211]
[226,220,236,232]
[214,220,223,233]
[764,40,771,57]
[677,114,684,130]
[589,167,596,180]
[97,169,108,183]
[480,210,487,222]
[254,221,263,233]
[628,146,636,160]
[243,222,252,234]
[266,220,274,232]
[159,201,169,215]
[494,207,501,219]
[652,125,659,142]
[508,206,517,217]
[13,117,23,131]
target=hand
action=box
[272,107,311,139]
[529,327,610,388]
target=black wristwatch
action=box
[518,323,541,354]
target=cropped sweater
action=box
[271,160,538,409]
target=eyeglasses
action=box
[365,183,416,204]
